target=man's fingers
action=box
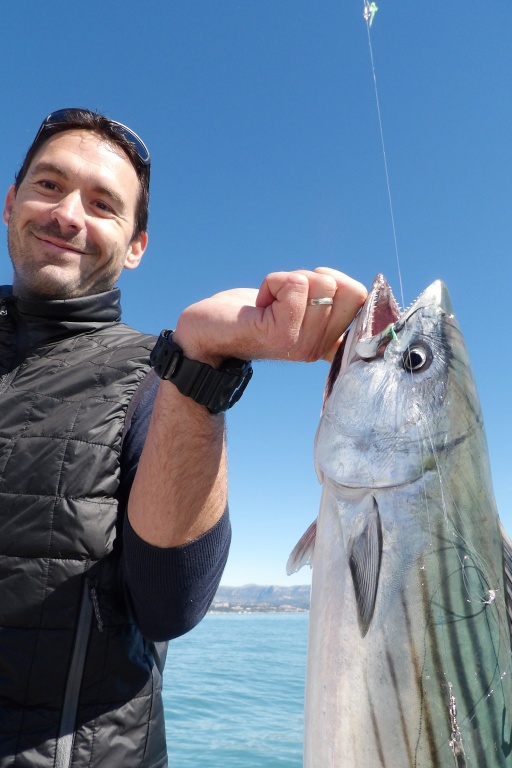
[314,267,367,320]
[294,268,365,361]
[176,268,368,364]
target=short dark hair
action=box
[15,108,150,238]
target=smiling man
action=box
[0,108,367,767]
[4,127,146,299]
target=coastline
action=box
[209,584,310,614]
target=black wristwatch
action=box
[150,330,253,414]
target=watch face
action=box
[199,361,253,414]
[222,365,253,411]
[150,333,182,380]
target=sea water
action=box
[163,613,308,767]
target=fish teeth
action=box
[401,284,432,316]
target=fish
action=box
[288,274,512,767]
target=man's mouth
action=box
[32,232,87,256]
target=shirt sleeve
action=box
[118,372,231,642]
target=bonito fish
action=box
[288,274,512,767]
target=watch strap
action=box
[150,330,253,413]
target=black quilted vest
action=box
[0,287,168,768]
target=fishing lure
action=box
[364,1,378,27]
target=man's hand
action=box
[173,268,367,366]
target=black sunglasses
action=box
[33,108,151,167]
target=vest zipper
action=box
[55,578,95,768]
[89,582,104,633]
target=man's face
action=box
[2,130,147,300]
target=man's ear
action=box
[124,231,148,270]
[2,185,16,226]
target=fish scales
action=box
[288,275,512,767]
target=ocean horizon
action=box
[163,613,308,767]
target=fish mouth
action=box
[351,274,403,362]
[327,473,427,492]
[359,273,401,341]
[325,275,453,401]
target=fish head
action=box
[315,274,482,489]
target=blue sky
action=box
[0,1,510,586]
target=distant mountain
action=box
[210,584,310,613]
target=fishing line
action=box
[362,6,468,603]
[352,9,512,744]
[363,3,405,312]
[362,9,464,697]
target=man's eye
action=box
[94,201,113,213]
[39,180,58,191]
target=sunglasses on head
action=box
[33,108,151,167]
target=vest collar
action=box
[0,286,123,354]
[1,286,122,324]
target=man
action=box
[0,108,367,767]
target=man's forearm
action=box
[127,379,227,548]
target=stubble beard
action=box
[7,212,123,301]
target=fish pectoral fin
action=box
[348,498,382,637]
[500,521,512,648]
[286,520,317,575]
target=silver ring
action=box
[307,297,334,306]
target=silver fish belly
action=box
[289,274,512,768]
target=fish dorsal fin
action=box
[349,497,382,638]
[500,522,512,647]
[286,520,317,575]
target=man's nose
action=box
[50,191,86,231]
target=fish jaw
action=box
[331,274,454,381]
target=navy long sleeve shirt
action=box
[118,373,231,641]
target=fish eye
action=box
[402,343,432,373]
